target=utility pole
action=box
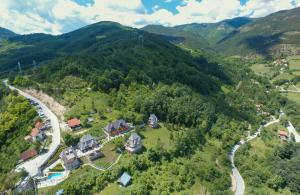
[132,30,138,40]
[138,34,144,48]
[18,61,22,74]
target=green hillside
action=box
[216,7,300,58]
[5,21,231,95]
[142,17,252,49]
[0,27,17,39]
[3,20,289,194]
[142,24,210,50]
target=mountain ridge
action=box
[0,27,17,39]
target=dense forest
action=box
[0,83,37,191]
[1,20,296,194]
[10,46,286,194]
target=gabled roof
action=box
[60,146,77,161]
[278,130,289,137]
[68,118,81,127]
[80,134,94,143]
[149,114,157,121]
[31,128,40,137]
[20,149,37,161]
[128,132,141,142]
[35,121,43,129]
[104,119,128,132]
[119,172,131,186]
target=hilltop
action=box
[143,17,252,49]
[144,7,300,58]
[216,7,300,57]
[2,21,230,95]
[0,27,17,39]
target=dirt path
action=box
[25,89,67,120]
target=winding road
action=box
[230,119,279,195]
[3,80,61,177]
[230,117,300,195]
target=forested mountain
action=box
[144,7,300,58]
[2,21,231,95]
[1,6,300,74]
[0,27,17,39]
[1,11,294,194]
[143,17,252,49]
[216,7,300,57]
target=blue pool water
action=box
[47,172,64,180]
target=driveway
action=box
[3,80,61,176]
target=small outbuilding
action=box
[88,150,103,161]
[119,172,131,187]
[20,149,38,162]
[278,130,289,141]
[87,117,94,123]
[68,118,81,130]
[24,135,32,142]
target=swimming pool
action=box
[47,172,64,180]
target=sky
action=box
[0,0,299,35]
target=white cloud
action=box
[0,0,299,35]
[240,0,295,17]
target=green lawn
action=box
[91,142,119,169]
[251,64,273,76]
[287,56,300,71]
[282,92,300,104]
[98,183,125,195]
[65,91,122,138]
[174,181,209,195]
[140,124,173,149]
[271,72,297,82]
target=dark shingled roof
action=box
[104,119,128,133]
[80,134,94,143]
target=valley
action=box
[0,4,300,195]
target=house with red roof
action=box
[30,128,45,141]
[20,149,38,162]
[278,130,289,141]
[35,121,45,131]
[68,118,81,130]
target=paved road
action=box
[287,121,300,143]
[3,80,61,176]
[230,144,245,195]
[230,119,280,195]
